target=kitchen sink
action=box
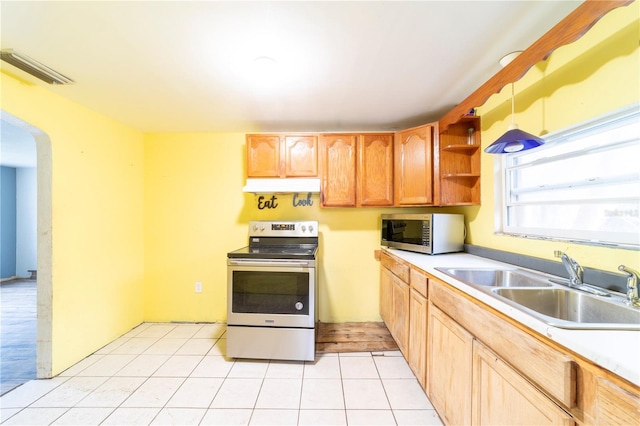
[493,288,640,330]
[435,266,640,330]
[436,268,553,288]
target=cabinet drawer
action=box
[594,377,640,424]
[473,341,574,425]
[410,268,428,297]
[380,252,410,283]
[430,279,577,409]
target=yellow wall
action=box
[2,1,638,375]
[469,2,640,271]
[142,3,640,325]
[1,72,145,375]
[143,132,433,322]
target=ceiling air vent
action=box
[1,49,74,85]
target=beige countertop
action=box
[384,248,640,388]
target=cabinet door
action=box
[594,377,640,425]
[380,267,393,327]
[284,135,318,177]
[320,134,357,207]
[358,134,393,206]
[392,274,410,356]
[472,341,574,426]
[247,134,281,177]
[427,303,473,426]
[394,124,434,205]
[408,288,427,390]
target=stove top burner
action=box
[227,245,317,260]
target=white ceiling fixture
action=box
[251,56,280,94]
[0,48,74,85]
[0,1,581,133]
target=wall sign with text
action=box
[255,193,315,210]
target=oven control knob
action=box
[295,302,304,311]
[309,225,314,233]
[260,225,265,231]
[301,225,307,232]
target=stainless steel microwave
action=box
[381,213,465,255]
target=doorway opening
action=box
[0,110,52,394]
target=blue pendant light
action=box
[484,124,545,154]
[485,53,544,154]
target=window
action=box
[499,105,640,249]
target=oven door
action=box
[227,259,316,328]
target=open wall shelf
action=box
[438,116,481,205]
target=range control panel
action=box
[249,221,318,237]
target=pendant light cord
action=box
[511,82,516,128]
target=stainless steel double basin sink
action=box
[435,267,640,330]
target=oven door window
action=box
[232,271,310,315]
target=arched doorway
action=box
[0,111,52,385]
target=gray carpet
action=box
[1,279,37,395]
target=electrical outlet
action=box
[195,281,202,293]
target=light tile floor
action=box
[0,323,443,425]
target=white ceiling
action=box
[1,1,581,140]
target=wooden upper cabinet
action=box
[246,134,318,178]
[358,134,394,206]
[246,134,281,177]
[320,134,358,207]
[284,135,318,177]
[394,123,435,206]
[320,133,394,207]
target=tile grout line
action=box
[373,355,399,426]
[337,352,348,424]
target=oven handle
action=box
[228,259,314,267]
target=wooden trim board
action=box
[315,322,399,353]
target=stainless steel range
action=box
[227,220,318,361]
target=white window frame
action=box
[496,103,640,250]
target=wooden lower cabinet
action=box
[472,341,574,425]
[408,288,427,389]
[380,267,393,327]
[380,252,410,356]
[427,303,473,426]
[391,274,409,355]
[593,377,640,424]
[379,264,409,355]
[379,251,640,426]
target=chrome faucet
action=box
[554,250,584,286]
[618,265,640,307]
